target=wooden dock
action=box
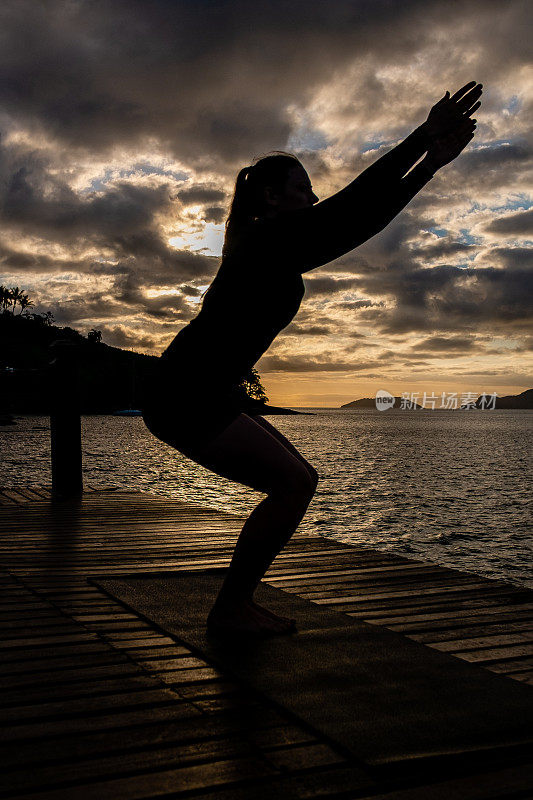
[1,485,532,799]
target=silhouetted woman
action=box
[142,81,482,636]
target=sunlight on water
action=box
[1,409,531,587]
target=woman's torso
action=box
[144,224,306,408]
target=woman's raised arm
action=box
[259,82,481,273]
[266,149,434,273]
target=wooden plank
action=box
[0,488,32,504]
[351,763,533,799]
[1,488,532,799]
[95,571,533,779]
[0,687,186,724]
[0,675,161,707]
[428,634,533,652]
[0,663,147,690]
[0,711,289,768]
[8,756,278,800]
[0,737,292,794]
[0,702,202,742]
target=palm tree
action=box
[18,293,34,315]
[9,286,22,314]
[0,286,14,313]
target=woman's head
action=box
[223,152,318,255]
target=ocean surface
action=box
[1,409,531,588]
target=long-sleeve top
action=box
[159,126,435,396]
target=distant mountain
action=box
[341,389,533,411]
[340,397,425,410]
[467,388,533,410]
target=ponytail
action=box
[222,152,300,257]
[222,166,254,256]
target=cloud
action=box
[303,276,362,297]
[98,324,159,351]
[483,208,533,236]
[178,186,226,206]
[258,353,382,373]
[411,335,477,351]
[0,0,531,395]
[203,206,226,224]
[285,323,332,335]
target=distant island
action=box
[341,397,425,410]
[341,389,533,410]
[466,388,533,409]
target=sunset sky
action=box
[1,0,531,406]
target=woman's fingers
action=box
[463,100,482,117]
[425,84,481,141]
[458,88,482,110]
[450,81,477,102]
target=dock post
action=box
[49,341,83,499]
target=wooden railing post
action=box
[49,341,83,499]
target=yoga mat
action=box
[94,569,533,777]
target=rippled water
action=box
[1,410,531,587]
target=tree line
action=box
[0,287,268,403]
[1,285,35,316]
[0,285,55,326]
[1,285,103,342]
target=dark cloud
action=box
[459,141,531,173]
[483,208,533,236]
[303,276,361,296]
[354,264,533,335]
[43,284,190,327]
[258,353,382,373]
[411,241,475,260]
[490,247,533,269]
[2,0,519,166]
[335,299,386,309]
[0,241,90,274]
[179,283,203,297]
[0,140,170,238]
[411,335,477,351]
[111,270,192,319]
[0,0,531,378]
[98,324,159,351]
[284,323,332,335]
[178,186,226,205]
[203,206,226,224]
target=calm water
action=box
[1,410,531,587]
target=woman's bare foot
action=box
[207,598,294,637]
[250,600,297,631]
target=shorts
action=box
[141,388,248,457]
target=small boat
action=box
[112,409,142,416]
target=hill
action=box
[340,396,425,410]
[469,388,533,409]
[341,390,533,411]
[0,313,304,416]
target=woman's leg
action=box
[180,412,318,633]
[239,415,320,626]
[251,414,319,485]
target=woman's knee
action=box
[307,464,319,491]
[272,463,317,504]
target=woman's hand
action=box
[422,81,482,140]
[423,116,477,171]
